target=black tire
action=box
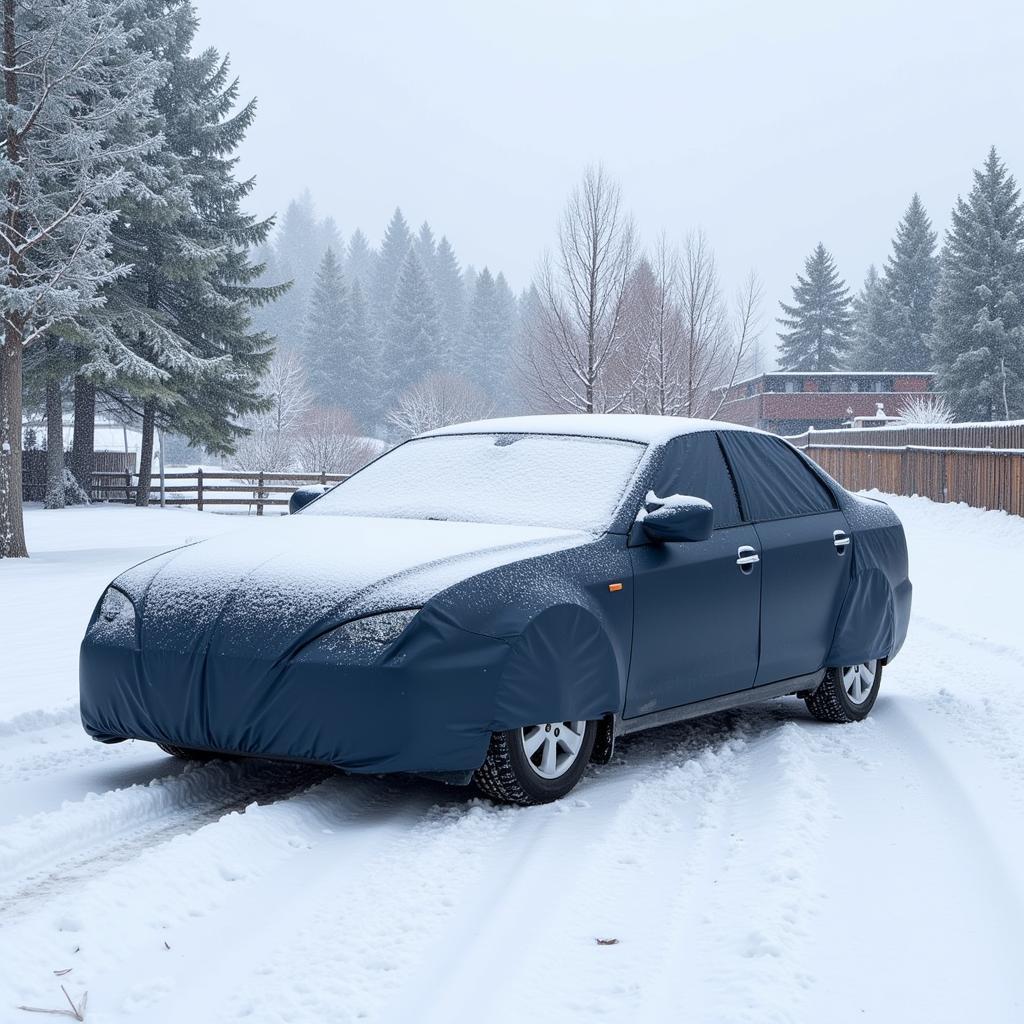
[157,743,219,761]
[474,720,598,806]
[804,661,882,723]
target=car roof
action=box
[420,414,763,445]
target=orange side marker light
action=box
[608,582,624,592]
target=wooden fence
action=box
[805,444,1024,517]
[22,450,135,502]
[787,420,1024,451]
[89,468,349,515]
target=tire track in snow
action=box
[888,621,1024,826]
[788,694,1024,1021]
[412,711,757,1024]
[377,785,619,1024]
[169,792,530,1023]
[478,707,835,1024]
[680,716,836,1024]
[0,773,394,1016]
[876,699,1024,918]
[0,757,329,917]
[913,614,1024,665]
[163,711,773,1023]
[131,780,436,1024]
[0,727,177,822]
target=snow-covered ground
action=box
[1,496,1022,1022]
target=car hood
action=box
[111,514,593,662]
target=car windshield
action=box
[305,432,645,532]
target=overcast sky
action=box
[195,0,1024,359]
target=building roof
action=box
[719,369,934,392]
[423,414,760,444]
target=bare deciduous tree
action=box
[708,271,765,419]
[295,407,382,474]
[611,228,763,420]
[388,373,493,438]
[613,237,686,415]
[232,350,311,472]
[676,230,732,417]
[524,165,636,413]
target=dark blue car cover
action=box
[79,423,910,777]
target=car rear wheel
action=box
[474,719,598,805]
[157,743,219,761]
[804,660,882,723]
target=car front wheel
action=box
[474,719,598,805]
[804,660,882,723]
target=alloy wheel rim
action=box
[520,721,586,779]
[842,660,878,705]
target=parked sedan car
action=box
[80,415,911,804]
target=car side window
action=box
[718,431,836,521]
[653,433,743,529]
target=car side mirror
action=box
[642,497,714,543]
[289,485,328,514]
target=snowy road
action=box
[1,498,1022,1023]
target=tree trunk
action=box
[135,399,155,507]
[0,0,27,557]
[70,373,96,495]
[0,320,28,557]
[44,343,65,509]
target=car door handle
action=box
[833,530,851,552]
[736,545,760,567]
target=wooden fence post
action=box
[257,470,265,516]
[124,468,132,504]
[197,467,204,512]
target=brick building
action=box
[714,371,934,435]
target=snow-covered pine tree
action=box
[777,243,853,371]
[302,248,350,406]
[147,37,282,476]
[464,268,519,399]
[381,249,441,417]
[847,266,891,370]
[932,148,1024,420]
[882,194,938,370]
[97,1,216,506]
[276,191,323,287]
[345,229,376,291]
[370,207,412,328]
[432,235,466,368]
[318,217,344,261]
[99,2,281,504]
[257,192,320,350]
[345,279,378,431]
[0,0,163,557]
[514,283,544,411]
[465,267,498,389]
[414,222,437,274]
[489,274,516,401]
